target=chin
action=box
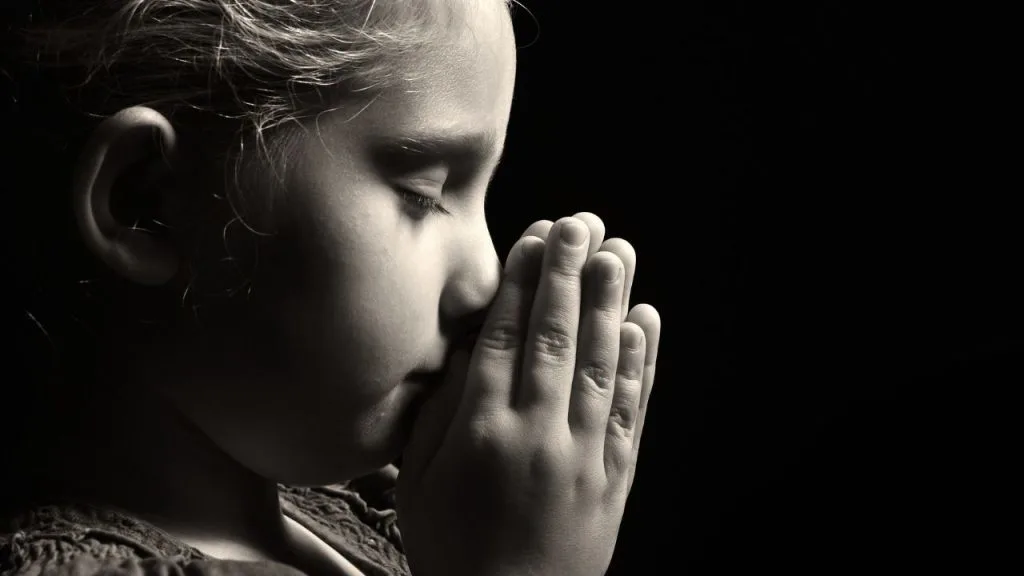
[242,386,421,487]
[290,430,409,487]
[271,456,387,488]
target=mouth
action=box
[408,331,480,390]
[407,370,444,391]
[399,333,480,454]
[400,372,443,445]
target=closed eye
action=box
[398,188,451,217]
[370,131,504,194]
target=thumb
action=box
[400,347,472,479]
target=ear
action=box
[73,106,181,286]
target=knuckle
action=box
[578,364,616,397]
[478,317,521,352]
[608,404,638,434]
[529,434,574,478]
[609,378,642,429]
[466,412,518,453]
[532,323,576,359]
[574,468,608,498]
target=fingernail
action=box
[624,328,644,352]
[607,263,623,283]
[560,219,587,246]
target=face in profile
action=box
[137,1,518,485]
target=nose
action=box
[440,217,502,330]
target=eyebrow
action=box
[372,130,506,172]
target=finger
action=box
[598,238,637,320]
[467,234,547,412]
[517,217,590,414]
[624,304,661,492]
[402,347,471,477]
[604,322,646,481]
[518,215,604,262]
[519,219,553,242]
[571,212,606,261]
[568,251,625,444]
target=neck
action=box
[44,357,290,560]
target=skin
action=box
[397,212,662,576]
[58,0,659,572]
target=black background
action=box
[487,2,1019,573]
[2,1,1018,573]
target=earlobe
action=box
[73,106,181,286]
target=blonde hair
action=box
[0,0,526,500]
[22,0,514,133]
[1,0,521,351]
[4,0,518,294]
[10,1,512,216]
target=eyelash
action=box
[399,189,451,216]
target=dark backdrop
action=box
[490,2,1019,573]
[2,1,1017,573]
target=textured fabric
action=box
[0,468,411,576]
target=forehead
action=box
[326,0,516,159]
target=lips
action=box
[408,330,480,391]
[407,370,444,391]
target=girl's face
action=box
[157,4,518,484]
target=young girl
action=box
[0,1,661,575]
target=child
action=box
[0,1,661,575]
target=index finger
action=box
[465,234,547,413]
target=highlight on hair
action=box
[23,0,515,128]
[3,0,520,291]
[0,0,525,501]
[12,0,515,201]
[2,0,523,335]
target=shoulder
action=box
[0,502,208,575]
[0,466,409,576]
[280,465,410,576]
[0,505,315,576]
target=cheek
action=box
[175,199,449,482]
[249,199,442,384]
